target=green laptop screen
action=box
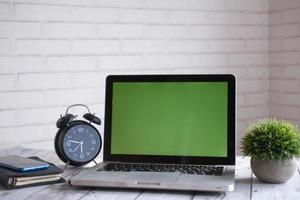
[111,82,228,157]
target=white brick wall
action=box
[0,0,271,154]
[269,0,300,128]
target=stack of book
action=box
[0,157,64,189]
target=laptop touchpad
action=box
[127,172,179,183]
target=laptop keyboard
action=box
[98,163,224,176]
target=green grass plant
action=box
[241,118,300,160]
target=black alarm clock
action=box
[55,104,102,166]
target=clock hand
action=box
[72,143,81,153]
[80,142,83,154]
[67,139,81,144]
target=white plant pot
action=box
[251,158,297,183]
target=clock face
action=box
[62,124,101,163]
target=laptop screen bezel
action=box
[103,74,236,165]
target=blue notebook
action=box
[0,157,64,189]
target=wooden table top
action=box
[0,146,299,200]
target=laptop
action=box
[70,74,236,192]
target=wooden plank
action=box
[78,188,142,200]
[193,157,252,200]
[223,157,252,200]
[23,184,91,200]
[135,190,193,200]
[6,146,300,200]
[0,146,87,200]
[0,147,253,200]
[251,159,300,200]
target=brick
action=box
[143,54,188,69]
[46,88,96,106]
[269,0,300,12]
[271,79,300,93]
[0,74,15,91]
[247,67,268,79]
[68,0,94,6]
[0,39,10,54]
[279,8,300,24]
[237,120,247,134]
[269,79,281,92]
[0,125,48,143]
[270,8,300,25]
[281,38,300,51]
[0,91,44,109]
[282,66,300,78]
[238,106,269,119]
[248,93,268,105]
[46,56,97,71]
[209,40,245,52]
[269,38,282,52]
[22,140,55,151]
[99,55,144,69]
[0,110,16,127]
[0,56,45,73]
[169,10,209,24]
[247,13,268,25]
[269,12,281,26]
[95,87,105,103]
[119,68,170,75]
[120,39,167,53]
[269,92,282,105]
[169,67,210,74]
[187,0,226,10]
[269,24,299,38]
[0,3,11,19]
[229,53,266,66]
[94,0,146,8]
[227,0,268,12]
[238,80,267,93]
[280,93,300,106]
[144,25,187,39]
[120,9,168,23]
[147,0,187,9]
[229,26,268,39]
[168,40,208,53]
[18,73,72,90]
[72,7,119,22]
[12,0,70,5]
[269,52,300,65]
[120,39,147,53]
[237,94,248,106]
[45,23,97,38]
[0,22,41,38]
[98,24,144,38]
[269,66,282,78]
[15,4,70,21]
[72,40,119,54]
[246,40,268,52]
[70,72,98,87]
[188,54,228,67]
[270,105,300,120]
[226,0,247,11]
[209,12,246,25]
[143,40,168,53]
[208,67,248,79]
[19,107,64,125]
[188,26,228,39]
[17,40,69,55]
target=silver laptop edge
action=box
[70,74,236,192]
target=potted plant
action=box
[241,118,300,183]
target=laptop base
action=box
[70,163,235,192]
